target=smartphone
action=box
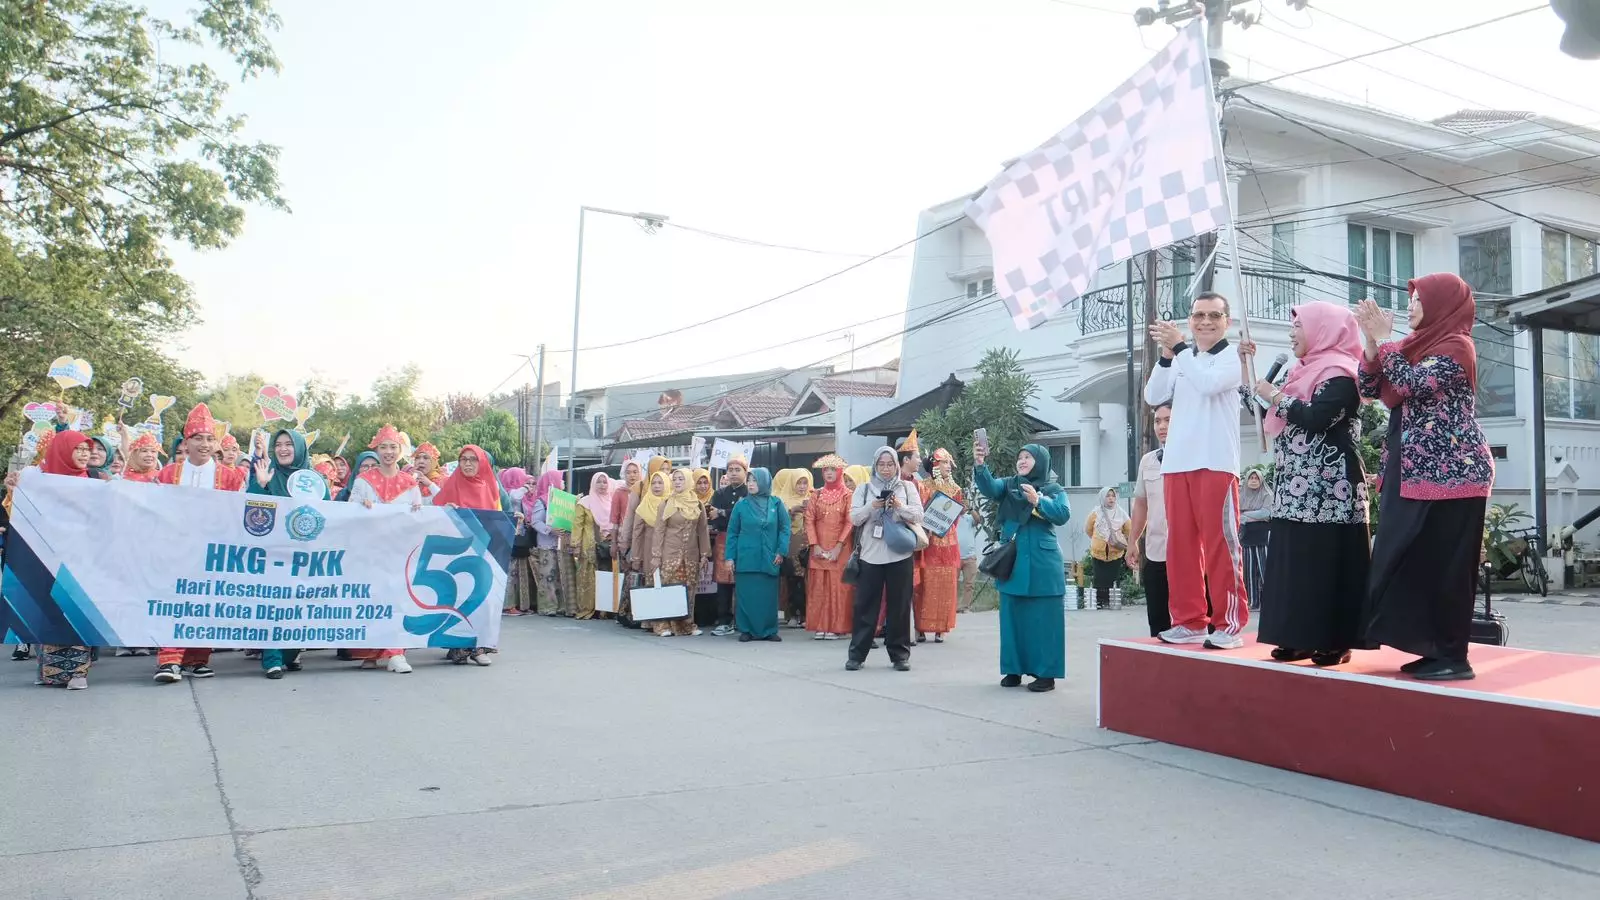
[974,428,989,455]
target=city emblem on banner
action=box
[242,499,278,537]
[285,505,326,542]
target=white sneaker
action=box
[691,628,703,636]
[386,655,413,674]
[823,633,840,640]
[1158,625,1211,645]
[67,676,88,690]
[1204,630,1245,650]
[115,648,133,657]
[470,652,493,667]
[814,632,827,640]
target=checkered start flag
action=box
[965,20,1228,331]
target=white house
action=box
[892,82,1600,558]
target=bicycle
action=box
[1504,527,1551,597]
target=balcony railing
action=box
[1077,269,1309,336]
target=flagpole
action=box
[1201,50,1267,456]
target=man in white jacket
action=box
[1144,292,1249,649]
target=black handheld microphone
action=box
[1254,353,1291,410]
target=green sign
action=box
[548,488,577,531]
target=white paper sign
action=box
[689,436,707,469]
[708,439,754,470]
[627,448,658,470]
[921,490,964,538]
[595,569,620,614]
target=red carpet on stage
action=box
[1098,639,1600,842]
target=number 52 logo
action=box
[403,534,491,647]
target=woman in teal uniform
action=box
[725,467,789,642]
[972,442,1071,692]
[246,428,328,679]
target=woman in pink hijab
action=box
[579,472,618,538]
[499,467,535,616]
[1251,301,1372,669]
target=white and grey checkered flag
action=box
[966,19,1228,331]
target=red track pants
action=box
[156,648,212,667]
[1162,470,1249,635]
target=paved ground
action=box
[3,603,1599,900]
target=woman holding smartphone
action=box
[973,439,1072,692]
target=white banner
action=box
[965,20,1227,331]
[1,471,513,649]
[708,439,755,470]
[689,436,707,469]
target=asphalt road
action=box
[3,600,1598,899]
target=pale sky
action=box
[162,0,1597,402]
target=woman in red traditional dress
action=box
[915,448,964,643]
[805,455,854,640]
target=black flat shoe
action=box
[1400,656,1435,674]
[1027,677,1056,692]
[285,661,303,672]
[1411,659,1474,681]
[845,660,862,671]
[738,633,753,643]
[764,634,782,642]
[1311,650,1351,667]
[916,633,927,644]
[892,660,910,672]
[1270,647,1313,662]
[1000,674,1022,687]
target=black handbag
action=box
[979,533,1018,581]
[595,540,613,569]
[841,547,862,585]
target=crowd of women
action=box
[6,405,1079,693]
[507,438,1067,691]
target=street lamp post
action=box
[568,206,668,488]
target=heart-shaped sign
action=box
[22,402,58,423]
[147,395,176,423]
[47,356,94,389]
[255,384,298,421]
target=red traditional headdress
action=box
[219,432,240,451]
[183,403,216,438]
[129,432,161,453]
[369,424,403,448]
[414,442,440,459]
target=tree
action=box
[195,372,268,444]
[1,1,285,439]
[431,410,520,471]
[914,348,1041,542]
[443,393,486,426]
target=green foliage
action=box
[1484,502,1532,575]
[914,348,1040,542]
[431,410,521,470]
[194,372,266,445]
[0,0,283,446]
[1358,401,1388,531]
[304,366,443,457]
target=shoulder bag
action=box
[979,527,1018,581]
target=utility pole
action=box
[1123,257,1137,481]
[516,384,527,465]
[1142,249,1161,454]
[532,343,546,470]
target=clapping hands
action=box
[1355,299,1394,346]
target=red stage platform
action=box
[1098,639,1600,842]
